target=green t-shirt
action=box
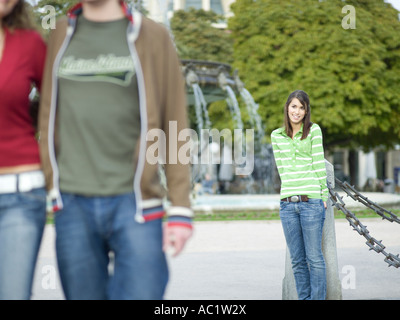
[57,16,140,196]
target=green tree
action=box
[229,0,400,150]
[170,8,234,63]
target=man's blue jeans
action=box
[280,198,326,300]
[0,187,47,299]
[55,192,168,300]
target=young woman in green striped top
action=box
[271,90,327,300]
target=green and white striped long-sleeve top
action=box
[271,123,328,202]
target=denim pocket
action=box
[55,192,76,217]
[14,188,47,221]
[60,192,75,206]
[18,187,46,203]
[304,199,325,215]
[307,198,323,206]
[279,201,290,212]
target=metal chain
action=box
[328,178,400,268]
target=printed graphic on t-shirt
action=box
[58,54,135,86]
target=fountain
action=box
[181,59,276,198]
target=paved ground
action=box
[32,216,400,300]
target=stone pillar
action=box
[282,160,342,300]
[221,0,235,16]
[202,0,210,11]
[174,0,185,10]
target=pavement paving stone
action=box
[32,216,400,300]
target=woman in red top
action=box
[0,0,46,299]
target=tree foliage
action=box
[228,0,400,150]
[170,8,234,63]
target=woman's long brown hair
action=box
[284,90,313,140]
[2,0,36,31]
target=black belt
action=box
[282,195,309,202]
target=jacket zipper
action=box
[47,24,75,211]
[126,14,146,223]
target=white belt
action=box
[0,170,45,194]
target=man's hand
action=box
[163,225,193,257]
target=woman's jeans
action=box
[55,192,168,300]
[0,187,47,299]
[280,198,326,300]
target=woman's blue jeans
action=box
[280,198,326,300]
[0,187,47,299]
[55,192,168,300]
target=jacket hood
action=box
[67,1,134,23]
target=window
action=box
[185,0,202,10]
[210,0,224,14]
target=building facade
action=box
[326,148,400,193]
[145,0,235,23]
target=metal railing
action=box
[328,178,400,268]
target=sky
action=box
[385,0,400,11]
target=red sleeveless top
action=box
[0,28,46,167]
